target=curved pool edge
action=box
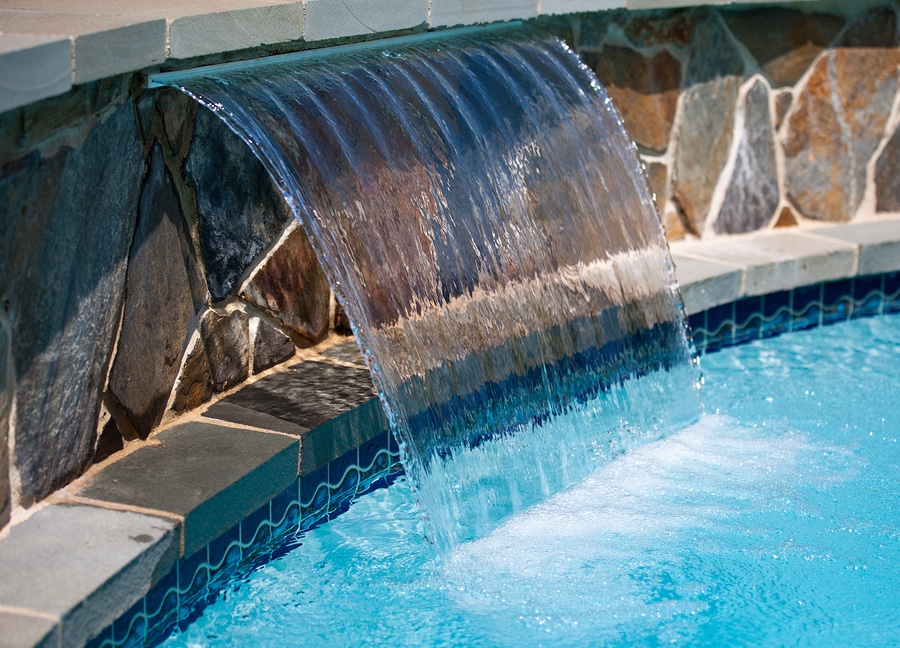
[3,217,900,647]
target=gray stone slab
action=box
[430,0,537,27]
[203,400,310,437]
[76,422,298,557]
[300,397,388,474]
[305,0,428,41]
[170,3,302,60]
[811,220,900,276]
[678,232,857,297]
[0,34,70,113]
[0,504,178,648]
[671,253,743,314]
[0,611,58,648]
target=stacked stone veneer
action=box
[572,3,900,237]
[1,1,900,530]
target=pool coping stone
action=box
[1,217,900,646]
[0,0,820,113]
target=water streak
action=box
[163,27,700,551]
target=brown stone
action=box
[107,144,205,439]
[201,310,250,392]
[0,308,11,529]
[785,49,900,221]
[723,8,845,87]
[673,75,740,235]
[663,209,687,242]
[773,205,799,228]
[588,46,681,153]
[157,88,199,163]
[172,335,214,413]
[876,124,900,212]
[838,7,898,49]
[715,80,779,235]
[644,161,669,217]
[252,317,295,374]
[240,222,331,344]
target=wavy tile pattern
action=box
[87,432,401,648]
[688,272,900,354]
[92,271,900,647]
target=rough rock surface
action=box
[240,223,331,344]
[784,49,900,221]
[715,80,779,234]
[644,161,669,220]
[107,144,206,439]
[172,336,214,413]
[200,310,250,392]
[672,12,743,235]
[876,125,900,213]
[723,8,845,87]
[673,76,739,235]
[0,99,142,503]
[588,46,681,153]
[185,108,292,302]
[252,318,296,374]
[0,308,11,528]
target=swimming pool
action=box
[161,312,900,646]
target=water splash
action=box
[161,27,700,552]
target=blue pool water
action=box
[165,314,900,646]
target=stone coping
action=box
[0,0,816,114]
[671,216,900,315]
[3,217,900,646]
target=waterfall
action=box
[156,26,701,552]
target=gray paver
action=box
[0,611,58,648]
[0,504,178,648]
[304,0,428,41]
[430,0,538,27]
[811,219,900,276]
[76,422,299,557]
[671,253,743,313]
[0,34,71,113]
[677,231,857,297]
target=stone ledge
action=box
[0,0,821,113]
[672,217,900,314]
[0,504,179,648]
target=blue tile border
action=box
[89,429,402,648]
[92,271,900,647]
[689,271,900,355]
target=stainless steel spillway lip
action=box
[145,21,523,89]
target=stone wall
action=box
[569,3,900,238]
[1,1,899,528]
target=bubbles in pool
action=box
[167,315,900,648]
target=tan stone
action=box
[673,76,740,236]
[784,49,900,221]
[644,161,668,217]
[773,205,799,228]
[588,46,681,153]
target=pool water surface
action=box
[165,314,900,647]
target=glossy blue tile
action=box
[761,290,791,338]
[733,296,763,345]
[791,284,822,331]
[85,624,113,648]
[113,597,146,648]
[329,450,361,511]
[208,523,240,572]
[704,303,734,353]
[301,464,330,523]
[822,279,853,324]
[885,272,900,313]
[687,312,707,353]
[853,275,883,318]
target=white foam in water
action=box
[441,413,857,642]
